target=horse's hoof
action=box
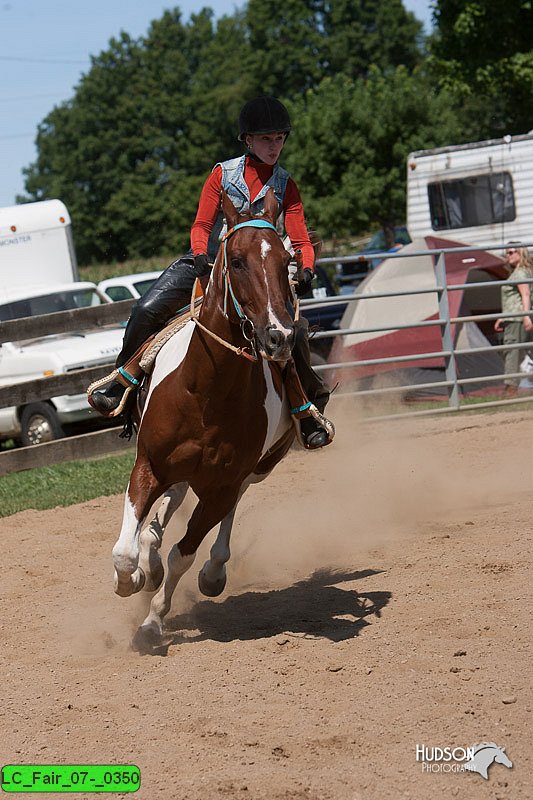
[113,567,145,597]
[131,621,163,654]
[198,567,227,597]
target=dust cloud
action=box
[153,396,523,611]
[63,397,528,631]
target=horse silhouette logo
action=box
[464,742,513,779]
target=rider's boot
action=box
[300,416,330,449]
[89,310,155,415]
[90,378,130,415]
[291,317,334,449]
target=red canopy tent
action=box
[329,237,508,395]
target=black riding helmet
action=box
[238,96,291,142]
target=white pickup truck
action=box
[97,271,163,302]
[0,200,125,446]
[0,281,124,446]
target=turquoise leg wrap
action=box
[118,366,140,386]
[290,401,312,415]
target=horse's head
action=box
[216,188,295,361]
[494,747,512,769]
[465,743,513,779]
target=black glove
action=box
[193,253,210,277]
[296,268,314,297]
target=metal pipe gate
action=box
[303,240,533,420]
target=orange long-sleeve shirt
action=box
[190,155,315,271]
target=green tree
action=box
[22,8,252,263]
[284,67,464,246]
[244,0,423,97]
[20,2,427,263]
[321,0,423,78]
[429,0,533,137]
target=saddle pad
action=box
[139,298,203,373]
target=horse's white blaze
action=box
[143,320,195,413]
[261,236,292,336]
[267,296,292,336]
[260,361,291,458]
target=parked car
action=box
[335,225,412,294]
[97,271,163,302]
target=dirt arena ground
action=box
[1,403,531,800]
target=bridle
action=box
[190,219,284,363]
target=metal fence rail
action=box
[308,239,533,419]
[0,301,135,475]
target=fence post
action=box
[435,251,460,410]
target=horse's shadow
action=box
[139,568,391,655]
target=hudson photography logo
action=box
[416,742,513,779]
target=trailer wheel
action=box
[20,403,64,447]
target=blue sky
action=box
[0,0,434,208]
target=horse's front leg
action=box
[138,486,241,638]
[112,462,164,597]
[198,471,271,596]
[138,482,188,592]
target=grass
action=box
[0,451,135,518]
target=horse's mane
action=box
[470,742,501,753]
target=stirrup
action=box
[87,369,136,418]
[291,403,335,450]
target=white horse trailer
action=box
[406,132,533,250]
[0,199,78,299]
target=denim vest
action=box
[205,155,290,260]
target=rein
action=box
[190,219,282,363]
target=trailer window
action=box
[428,172,515,230]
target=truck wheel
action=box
[20,403,64,447]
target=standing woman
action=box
[494,244,533,397]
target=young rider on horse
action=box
[90,96,332,448]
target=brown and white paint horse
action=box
[112,189,298,644]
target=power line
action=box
[0,133,35,140]
[0,55,88,64]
